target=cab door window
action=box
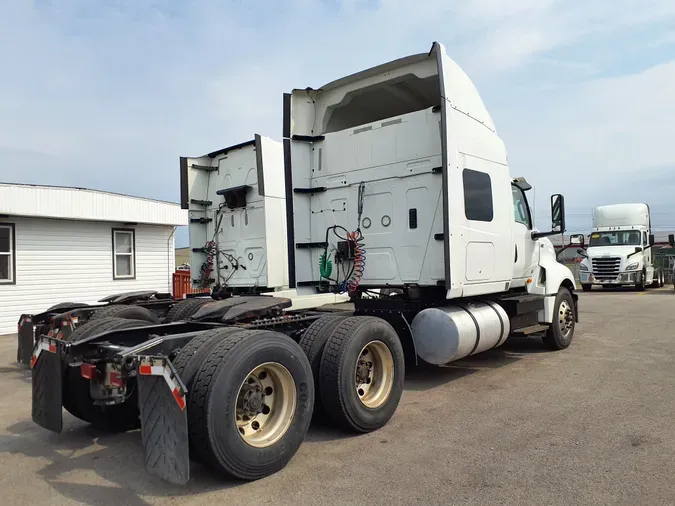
[512,185,532,229]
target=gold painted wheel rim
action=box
[355,340,394,409]
[235,362,296,448]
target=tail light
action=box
[109,371,124,387]
[81,363,97,379]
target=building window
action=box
[463,169,494,222]
[112,228,135,279]
[0,223,15,284]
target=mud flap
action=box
[137,357,190,485]
[17,315,35,366]
[31,337,63,433]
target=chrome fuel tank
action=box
[411,301,510,365]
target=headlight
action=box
[579,264,588,271]
[625,262,639,271]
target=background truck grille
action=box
[592,257,621,280]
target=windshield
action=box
[589,230,641,247]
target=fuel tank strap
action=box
[455,304,481,355]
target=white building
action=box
[0,183,187,335]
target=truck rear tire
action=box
[298,315,348,421]
[62,318,151,431]
[188,330,314,480]
[90,304,160,324]
[163,298,212,323]
[319,316,405,433]
[542,288,576,351]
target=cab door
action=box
[511,184,536,286]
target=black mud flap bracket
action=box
[137,356,190,485]
[17,315,35,366]
[31,336,64,433]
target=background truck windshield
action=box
[589,231,641,247]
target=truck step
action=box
[190,199,212,206]
[190,218,213,224]
[191,164,218,172]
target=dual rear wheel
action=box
[174,315,405,481]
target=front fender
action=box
[532,240,578,324]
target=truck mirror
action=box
[550,194,565,233]
[649,234,655,246]
[576,248,587,257]
[669,234,675,247]
[569,233,584,246]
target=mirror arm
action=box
[555,245,567,261]
[531,230,561,240]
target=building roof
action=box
[0,183,187,226]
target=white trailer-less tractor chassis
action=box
[30,42,581,486]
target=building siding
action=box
[0,216,176,335]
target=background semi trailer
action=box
[180,135,347,309]
[578,203,665,291]
[30,41,581,487]
[181,135,289,296]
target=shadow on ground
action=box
[0,418,245,506]
[404,335,550,392]
[0,362,32,385]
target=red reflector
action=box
[139,365,152,375]
[48,344,57,353]
[30,355,37,368]
[81,363,96,379]
[172,388,186,410]
[110,371,124,387]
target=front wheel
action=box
[542,288,576,351]
[636,269,646,291]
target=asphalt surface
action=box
[0,287,674,505]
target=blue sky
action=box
[1,0,674,247]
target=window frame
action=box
[511,184,533,229]
[462,168,494,222]
[112,228,136,280]
[0,222,16,285]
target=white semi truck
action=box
[181,135,347,309]
[578,203,665,291]
[30,42,582,486]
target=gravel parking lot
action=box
[0,287,673,505]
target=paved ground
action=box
[1,287,674,505]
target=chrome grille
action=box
[591,257,621,280]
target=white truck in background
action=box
[578,203,665,291]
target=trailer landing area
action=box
[0,289,673,505]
